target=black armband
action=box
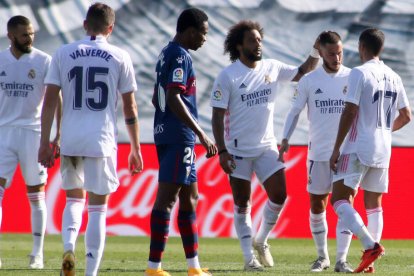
[125,117,138,125]
[218,149,228,155]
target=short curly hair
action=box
[224,20,264,62]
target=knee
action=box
[234,196,250,208]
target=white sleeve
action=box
[273,60,298,82]
[44,50,62,86]
[210,70,231,109]
[118,51,137,94]
[346,68,364,105]
[282,78,308,139]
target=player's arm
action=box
[291,39,320,82]
[212,107,234,174]
[329,102,359,172]
[51,92,62,158]
[279,106,302,162]
[392,106,411,132]
[122,91,143,175]
[167,87,217,158]
[39,84,60,168]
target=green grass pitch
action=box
[0,234,413,275]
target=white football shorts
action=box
[230,147,285,183]
[307,160,332,195]
[332,153,388,193]
[0,127,47,188]
[60,150,119,195]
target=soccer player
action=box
[280,31,353,273]
[38,3,143,276]
[145,8,216,276]
[329,28,411,273]
[210,20,319,271]
[0,15,60,269]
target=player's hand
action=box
[128,150,144,176]
[38,142,55,168]
[219,151,235,174]
[330,148,340,173]
[51,136,60,159]
[199,132,217,158]
[278,139,290,163]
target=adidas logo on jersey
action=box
[86,252,94,259]
[0,71,6,76]
[239,83,247,89]
[315,88,323,94]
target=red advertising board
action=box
[2,145,413,239]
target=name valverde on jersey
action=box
[342,59,410,168]
[291,65,350,161]
[210,59,297,157]
[45,35,137,157]
[153,41,198,145]
[0,47,51,131]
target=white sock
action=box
[255,200,284,244]
[85,204,107,276]
[28,192,47,257]
[366,207,383,242]
[186,256,200,269]
[309,210,329,259]
[336,217,352,263]
[333,200,375,250]
[62,197,85,252]
[0,186,4,230]
[234,205,253,262]
[147,261,161,269]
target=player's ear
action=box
[83,20,88,32]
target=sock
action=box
[255,200,284,244]
[309,210,329,259]
[62,197,85,252]
[178,210,200,269]
[366,207,383,242]
[85,204,107,276]
[0,186,4,230]
[148,210,170,269]
[336,217,352,263]
[28,192,47,257]
[333,200,375,250]
[234,205,253,262]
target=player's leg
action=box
[0,179,6,269]
[145,144,187,276]
[331,154,383,273]
[60,156,86,276]
[19,129,48,269]
[253,149,286,268]
[361,168,387,273]
[83,152,120,276]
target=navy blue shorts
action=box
[156,144,197,185]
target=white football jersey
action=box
[45,35,137,157]
[210,59,297,157]
[286,65,350,161]
[0,47,51,131]
[342,59,410,168]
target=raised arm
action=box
[291,36,321,82]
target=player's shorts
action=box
[156,144,197,185]
[307,160,332,195]
[0,127,47,188]
[60,150,119,195]
[332,153,388,193]
[230,147,285,183]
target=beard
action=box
[243,48,262,62]
[13,37,32,54]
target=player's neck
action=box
[239,56,258,69]
[173,34,190,50]
[10,46,24,59]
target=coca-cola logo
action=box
[45,145,305,237]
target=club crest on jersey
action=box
[176,56,185,64]
[293,87,299,99]
[342,85,347,94]
[213,87,222,101]
[265,75,272,84]
[28,69,36,79]
[173,68,184,82]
